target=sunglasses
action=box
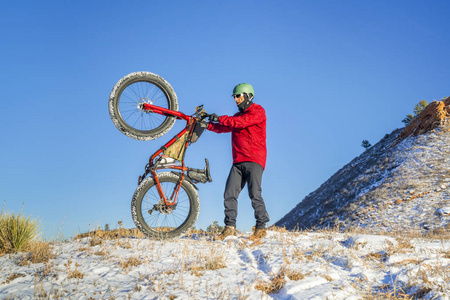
[232,93,245,98]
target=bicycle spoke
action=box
[140,179,190,232]
[123,87,142,103]
[123,109,140,121]
[144,83,156,101]
[117,80,171,132]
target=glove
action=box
[198,119,209,129]
[208,113,219,122]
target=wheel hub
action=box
[157,203,174,215]
[137,98,153,112]
[148,200,176,215]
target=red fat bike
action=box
[108,71,212,239]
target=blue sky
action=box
[1,1,449,239]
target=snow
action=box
[277,124,450,235]
[1,229,449,299]
[438,207,450,216]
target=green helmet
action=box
[232,83,254,97]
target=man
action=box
[207,83,269,240]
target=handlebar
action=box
[195,105,209,121]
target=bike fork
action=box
[152,171,183,206]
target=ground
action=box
[1,228,449,299]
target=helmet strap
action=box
[238,94,253,112]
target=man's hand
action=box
[208,113,219,122]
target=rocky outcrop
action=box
[396,97,450,141]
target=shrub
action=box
[402,100,428,125]
[413,100,428,115]
[206,221,224,234]
[0,208,41,253]
[402,114,414,125]
[361,140,372,150]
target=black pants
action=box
[223,162,270,229]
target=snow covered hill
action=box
[276,97,450,235]
[1,229,449,299]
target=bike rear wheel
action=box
[131,172,199,239]
[109,72,179,141]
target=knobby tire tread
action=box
[131,172,200,239]
[108,71,179,141]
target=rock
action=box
[437,207,450,216]
[396,97,450,141]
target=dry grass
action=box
[89,237,103,247]
[67,269,84,279]
[75,228,144,240]
[120,256,143,270]
[3,273,26,284]
[287,269,307,281]
[93,249,106,256]
[254,268,287,294]
[267,225,290,233]
[395,258,424,266]
[18,240,54,265]
[73,227,142,259]
[370,284,413,300]
[410,263,450,289]
[423,228,450,239]
[444,251,450,259]
[65,259,84,279]
[254,266,307,294]
[363,252,388,262]
[34,261,56,280]
[331,222,450,241]
[114,240,132,249]
[186,243,226,276]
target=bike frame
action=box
[138,103,202,207]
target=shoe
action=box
[249,228,267,241]
[217,226,236,240]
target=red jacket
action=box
[207,103,267,169]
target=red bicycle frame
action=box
[138,103,204,207]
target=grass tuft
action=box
[0,206,41,253]
[18,240,53,265]
[254,268,287,294]
[120,256,143,269]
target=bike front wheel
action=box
[109,71,179,141]
[131,172,199,239]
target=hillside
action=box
[2,229,449,299]
[276,97,450,234]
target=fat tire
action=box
[109,71,179,141]
[131,172,199,239]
